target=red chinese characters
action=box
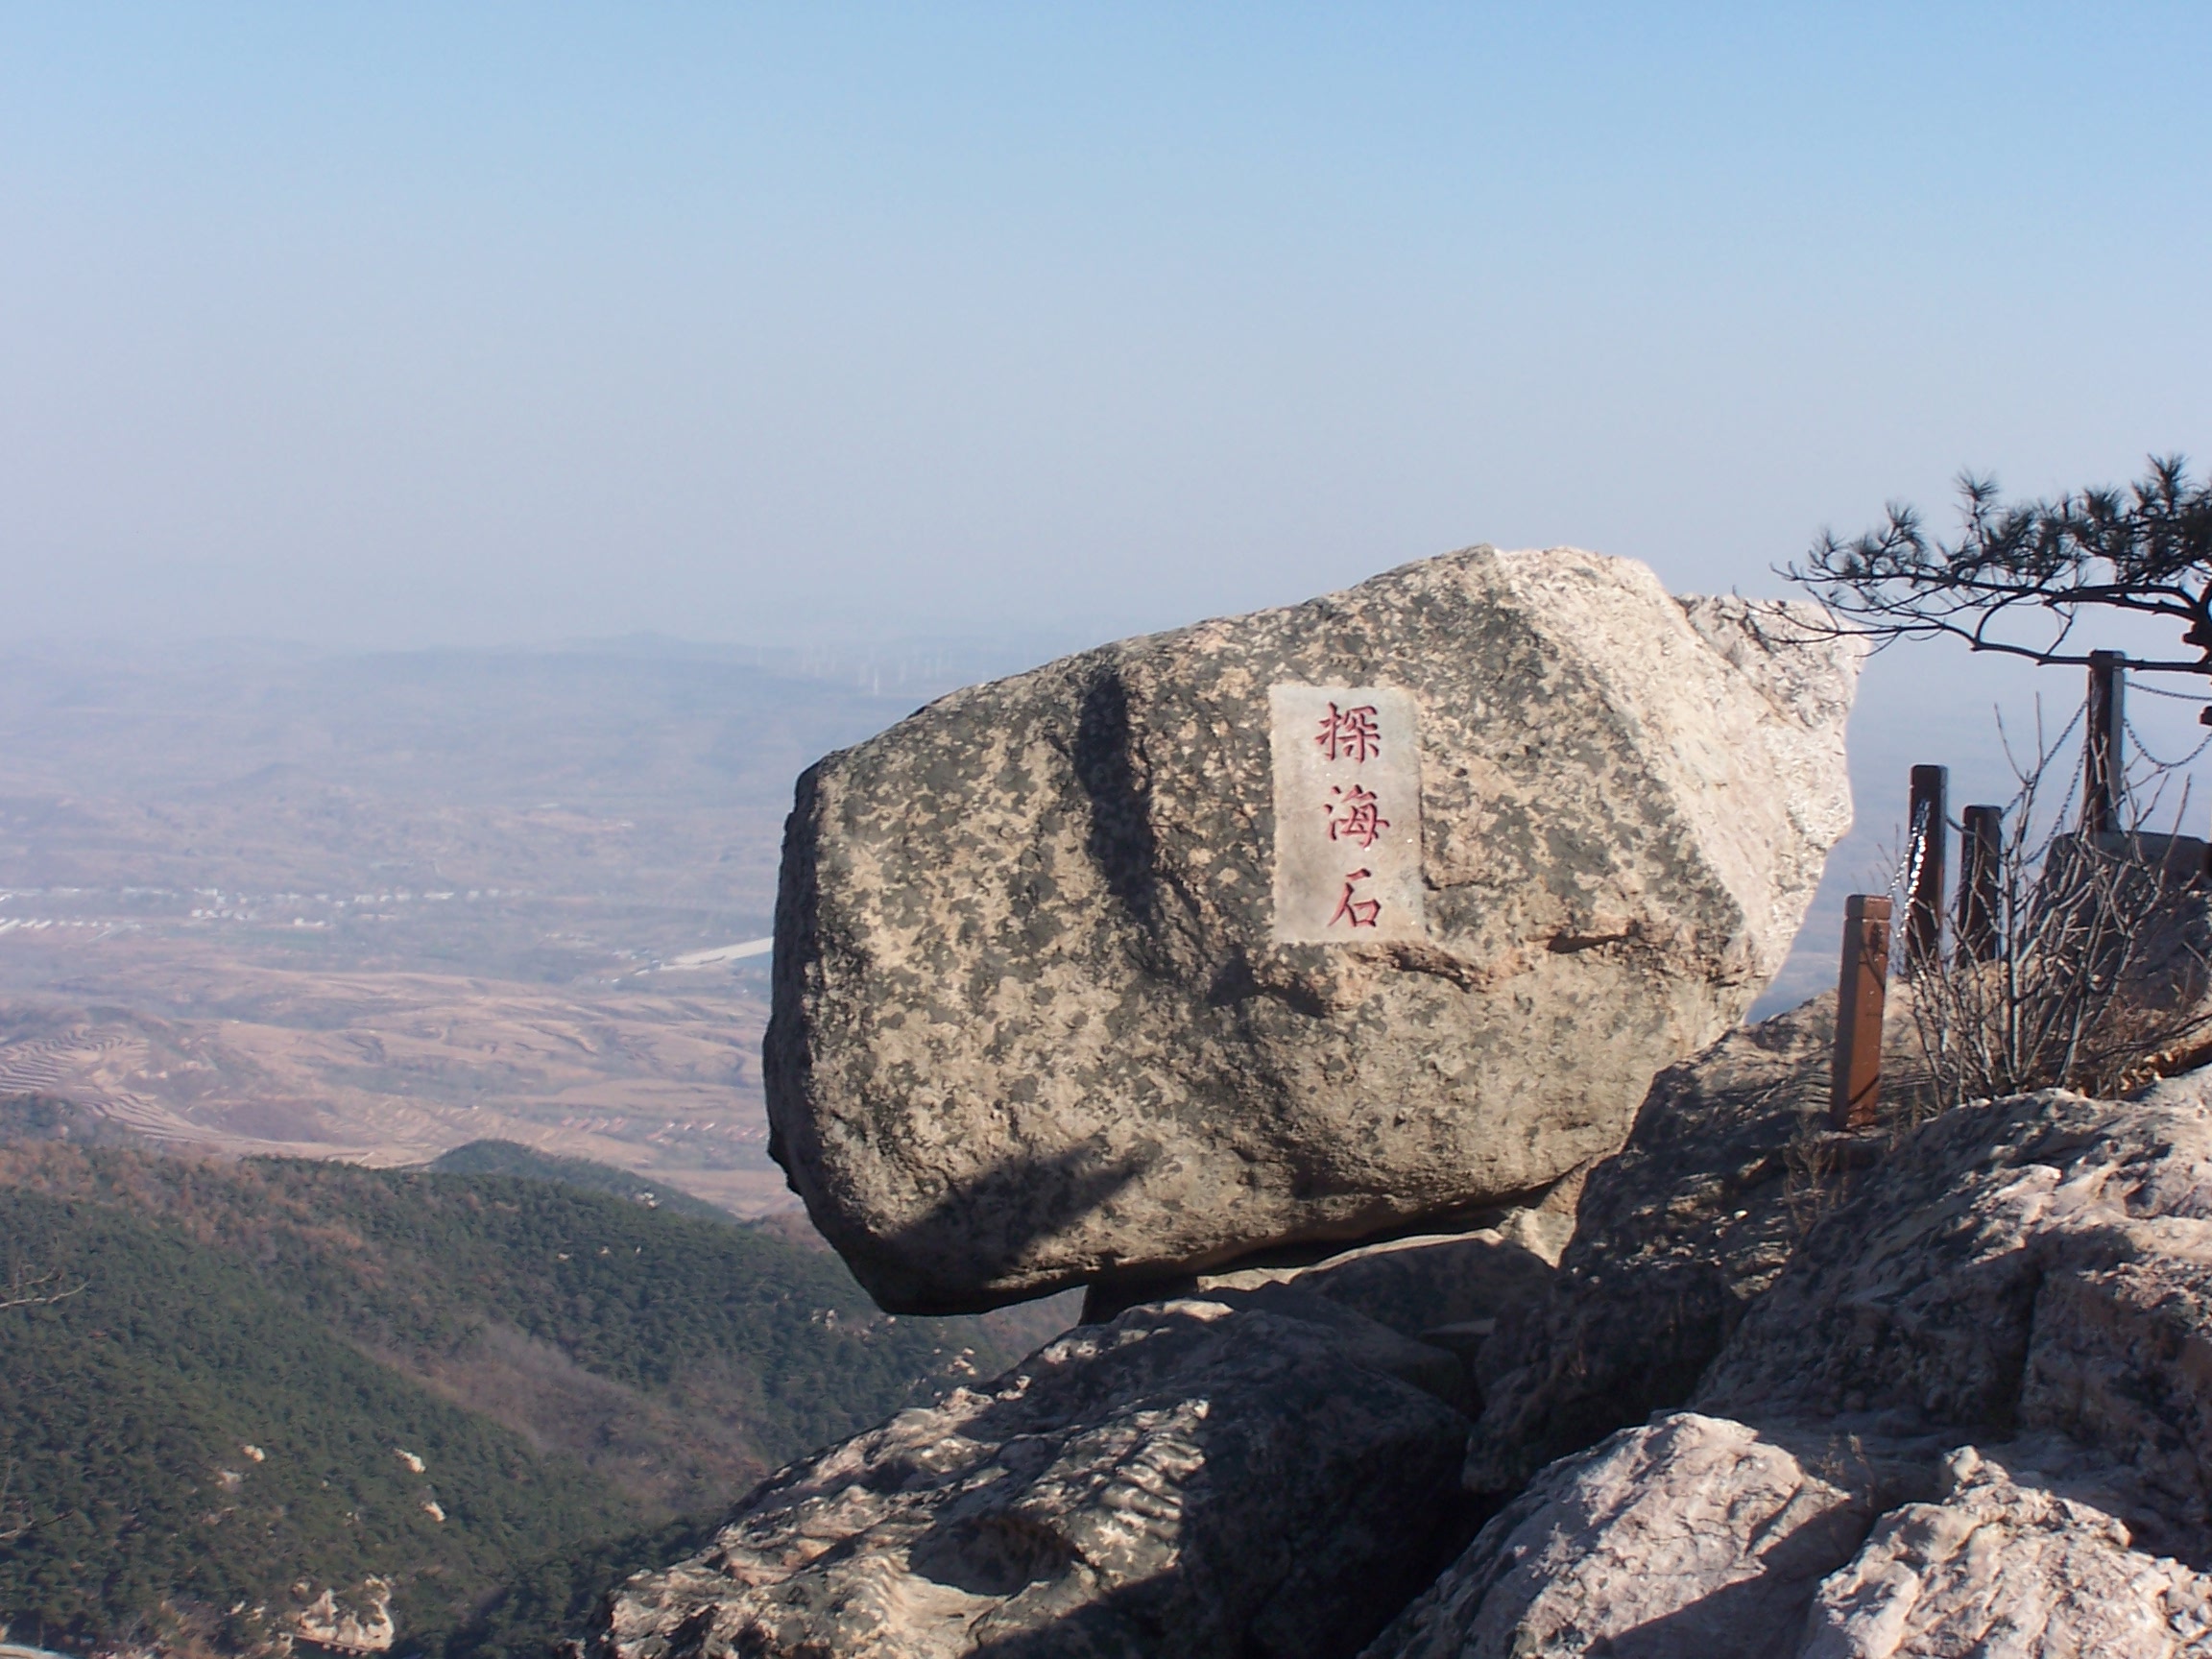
[1324,784,1389,850]
[1314,702,1382,764]
[1329,868,1382,928]
[1269,683,1423,944]
[1317,712,1389,928]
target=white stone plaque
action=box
[1269,684,1425,944]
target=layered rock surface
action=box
[600,1289,1476,1659]
[1369,1418,2212,1659]
[1799,1447,2212,1658]
[1695,1076,2212,1562]
[599,1008,2212,1656]
[767,547,1860,1311]
[1405,1044,2212,1655]
[1367,1414,1885,1659]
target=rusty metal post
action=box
[2085,651,2126,834]
[1906,764,1948,966]
[1958,805,2003,963]
[1832,894,1892,1130]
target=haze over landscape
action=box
[8,5,2210,652]
[6,6,2212,1657]
[9,6,2210,1064]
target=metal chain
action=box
[1893,796,1933,912]
[2127,675,2212,705]
[2123,711,2212,773]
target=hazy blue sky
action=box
[4,3,2208,653]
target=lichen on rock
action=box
[766,546,1861,1312]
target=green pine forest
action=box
[0,1104,1046,1657]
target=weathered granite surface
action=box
[767,547,1861,1311]
[1799,1446,2212,1658]
[1372,1416,2212,1659]
[1693,1078,2212,1563]
[598,1290,1474,1659]
[1372,1072,2212,1657]
[1464,994,1847,1493]
[1366,1414,1884,1659]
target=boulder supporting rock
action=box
[1198,1224,1560,1348]
[767,547,1861,1311]
[599,1291,1475,1659]
[1465,994,1847,1494]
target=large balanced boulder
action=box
[598,1289,1475,1659]
[768,547,1861,1311]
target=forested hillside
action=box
[0,1131,1026,1656]
[425,1140,741,1226]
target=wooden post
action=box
[2085,651,2126,835]
[1832,895,1891,1130]
[1958,805,2003,963]
[1906,764,1948,966]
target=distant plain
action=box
[0,623,2019,1205]
[0,637,1050,1210]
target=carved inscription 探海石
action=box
[1270,685,1424,943]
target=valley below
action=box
[0,637,1034,1207]
[0,939,781,1212]
[0,636,1084,1657]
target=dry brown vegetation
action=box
[1887,707,2212,1118]
[0,950,783,1210]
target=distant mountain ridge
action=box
[425,1139,740,1225]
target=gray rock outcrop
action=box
[288,1578,397,1654]
[1365,1413,1884,1659]
[1799,1446,2212,1658]
[1377,1067,2212,1657]
[767,547,1861,1311]
[1464,994,1850,1493]
[1372,1416,2212,1659]
[1695,1079,2212,1560]
[599,1290,1476,1659]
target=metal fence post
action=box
[1958,805,2002,963]
[1832,894,1892,1130]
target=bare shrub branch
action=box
[1889,699,2212,1117]
[0,1461,35,1546]
[0,1260,86,1311]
